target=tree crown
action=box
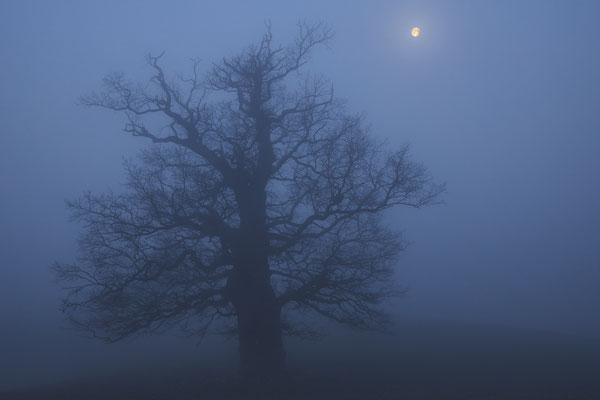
[56,22,443,342]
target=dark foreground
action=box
[3,319,599,399]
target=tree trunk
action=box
[227,184,286,383]
[236,281,285,381]
[226,265,285,384]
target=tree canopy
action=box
[55,22,443,376]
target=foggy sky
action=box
[1,0,599,391]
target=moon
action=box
[411,27,420,37]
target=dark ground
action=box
[2,318,599,399]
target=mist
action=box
[1,1,599,398]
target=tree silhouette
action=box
[55,22,443,380]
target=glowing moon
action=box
[411,27,420,37]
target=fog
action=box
[1,1,599,398]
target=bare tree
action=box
[55,22,443,380]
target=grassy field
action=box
[2,318,599,399]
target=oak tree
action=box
[55,23,442,380]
